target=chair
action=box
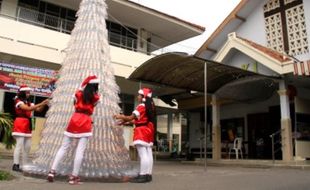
[229,137,243,159]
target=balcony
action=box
[14,7,139,53]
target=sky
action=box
[129,0,241,54]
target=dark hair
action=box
[17,91,29,102]
[144,96,156,123]
[83,83,98,104]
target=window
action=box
[19,0,39,9]
[106,20,138,50]
[119,93,134,116]
[18,0,76,33]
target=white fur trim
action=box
[138,89,144,95]
[133,140,152,147]
[147,92,152,97]
[89,78,99,84]
[15,101,24,108]
[64,131,92,138]
[20,87,32,91]
[12,132,32,137]
[133,110,140,120]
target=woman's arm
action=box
[19,99,49,112]
[114,113,136,122]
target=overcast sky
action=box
[129,0,241,54]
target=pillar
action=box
[1,0,18,17]
[278,81,293,161]
[211,95,221,160]
[167,113,173,152]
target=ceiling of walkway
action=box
[129,52,279,104]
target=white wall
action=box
[236,1,266,46]
[224,52,279,76]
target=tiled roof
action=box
[238,37,292,63]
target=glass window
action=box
[119,93,134,116]
[45,2,60,17]
[106,20,137,50]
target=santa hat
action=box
[19,84,32,92]
[80,75,99,90]
[138,88,152,102]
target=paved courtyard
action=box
[1,158,310,190]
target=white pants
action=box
[51,136,88,176]
[13,136,31,165]
[136,145,153,175]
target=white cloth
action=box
[51,136,88,176]
[13,136,31,165]
[136,145,153,175]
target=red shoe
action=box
[47,170,56,182]
[68,175,82,185]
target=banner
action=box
[0,62,58,96]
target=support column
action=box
[211,95,221,160]
[1,0,18,17]
[278,81,293,161]
[0,91,4,112]
[167,113,173,152]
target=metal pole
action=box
[271,135,275,164]
[204,62,207,171]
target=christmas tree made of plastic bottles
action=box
[23,0,136,181]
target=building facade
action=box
[194,0,310,161]
[0,0,204,153]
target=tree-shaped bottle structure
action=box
[23,0,136,181]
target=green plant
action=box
[0,170,13,180]
[0,113,15,149]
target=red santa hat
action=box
[138,88,152,102]
[80,75,99,90]
[19,84,32,92]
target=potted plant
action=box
[0,112,15,149]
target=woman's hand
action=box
[113,114,123,120]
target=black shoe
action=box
[146,174,152,182]
[12,164,22,172]
[130,175,149,183]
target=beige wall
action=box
[0,17,152,77]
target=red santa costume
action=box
[64,80,100,138]
[12,85,33,137]
[12,85,34,172]
[132,88,155,146]
[131,88,155,182]
[48,75,100,185]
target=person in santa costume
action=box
[12,85,49,172]
[47,75,100,185]
[114,87,155,183]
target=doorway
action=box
[247,113,273,159]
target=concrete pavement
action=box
[1,157,310,190]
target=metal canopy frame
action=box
[128,52,277,171]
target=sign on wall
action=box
[0,62,57,96]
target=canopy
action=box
[129,52,276,95]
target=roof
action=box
[128,52,270,94]
[213,33,293,75]
[195,0,262,57]
[239,37,291,63]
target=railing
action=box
[16,7,75,34]
[14,7,141,53]
[270,129,283,163]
